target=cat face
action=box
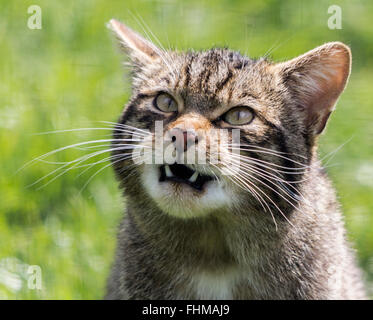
[109,19,351,219]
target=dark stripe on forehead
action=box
[181,55,195,89]
[227,86,234,103]
[199,67,212,93]
[215,69,233,93]
[233,60,249,70]
[239,92,259,99]
[161,77,170,85]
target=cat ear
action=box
[274,42,351,135]
[108,19,160,66]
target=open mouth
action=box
[159,164,214,191]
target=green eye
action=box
[223,106,254,125]
[154,93,178,113]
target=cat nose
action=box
[171,128,198,152]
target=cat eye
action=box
[154,93,178,113]
[223,106,254,125]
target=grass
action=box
[0,0,372,299]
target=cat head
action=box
[109,19,351,220]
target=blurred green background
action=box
[0,0,372,299]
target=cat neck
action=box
[124,159,333,266]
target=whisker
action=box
[78,153,147,193]
[225,152,311,182]
[222,142,308,160]
[34,151,145,191]
[216,163,269,212]
[76,149,152,179]
[31,127,119,136]
[18,139,146,172]
[99,121,151,135]
[28,145,146,188]
[226,157,309,204]
[31,126,149,141]
[225,146,310,168]
[220,152,309,174]
[221,158,303,219]
[130,13,178,83]
[217,162,278,229]
[229,156,299,185]
[320,136,353,166]
[219,158,297,227]
[75,153,139,178]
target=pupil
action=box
[236,111,241,121]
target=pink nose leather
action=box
[171,128,198,152]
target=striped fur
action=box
[105,20,366,299]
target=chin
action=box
[141,163,232,219]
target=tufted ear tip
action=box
[108,18,160,65]
[107,18,118,30]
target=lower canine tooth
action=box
[165,165,173,177]
[189,171,199,183]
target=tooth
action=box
[189,171,199,183]
[165,165,173,177]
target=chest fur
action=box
[187,268,246,299]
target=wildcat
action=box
[105,19,366,299]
